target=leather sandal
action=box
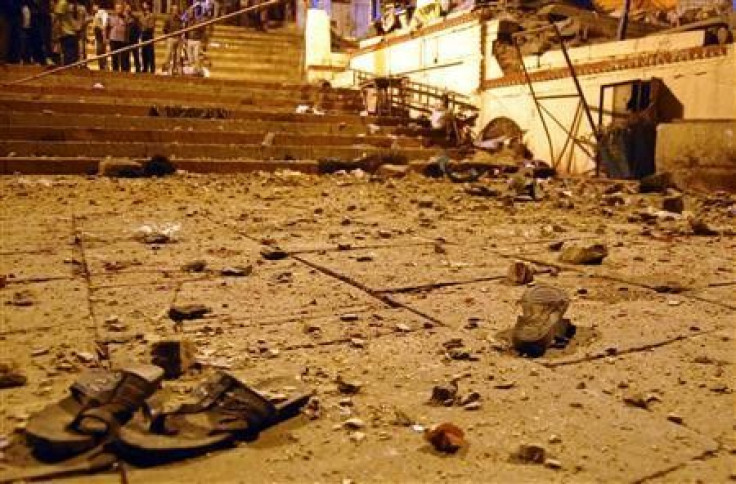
[117,371,311,465]
[25,364,164,461]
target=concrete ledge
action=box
[0,157,320,175]
[656,120,736,192]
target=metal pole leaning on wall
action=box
[4,0,288,86]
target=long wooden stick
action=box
[5,0,288,86]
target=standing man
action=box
[124,2,141,72]
[55,0,79,65]
[185,8,205,74]
[91,2,107,70]
[106,1,129,71]
[20,0,32,63]
[140,1,155,73]
[162,3,182,74]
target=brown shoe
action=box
[512,285,571,357]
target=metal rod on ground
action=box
[4,0,288,86]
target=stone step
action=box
[0,125,421,148]
[0,65,349,93]
[0,98,398,126]
[0,140,435,162]
[0,94,366,120]
[2,76,354,103]
[1,84,362,112]
[0,112,405,137]
[153,49,303,64]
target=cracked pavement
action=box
[1,172,734,483]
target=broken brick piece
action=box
[169,304,212,322]
[151,339,196,379]
[425,422,465,453]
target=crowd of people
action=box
[0,0,220,75]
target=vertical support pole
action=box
[550,20,601,175]
[513,34,555,165]
[617,0,632,41]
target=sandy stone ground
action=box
[0,171,734,483]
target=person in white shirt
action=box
[91,2,107,69]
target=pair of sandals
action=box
[6,365,310,481]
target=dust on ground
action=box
[1,171,734,483]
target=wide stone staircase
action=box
[0,60,442,175]
[152,22,305,82]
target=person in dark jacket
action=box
[140,1,155,72]
[124,2,141,72]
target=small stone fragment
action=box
[429,382,458,406]
[417,196,434,208]
[548,240,565,251]
[662,194,684,214]
[98,158,143,178]
[395,323,411,332]
[0,361,27,389]
[261,247,288,260]
[425,423,465,454]
[169,304,212,322]
[512,443,547,464]
[507,261,535,285]
[375,164,409,179]
[151,338,197,379]
[336,376,363,395]
[559,243,608,265]
[8,290,34,307]
[666,413,683,424]
[690,219,719,236]
[623,391,649,409]
[221,265,253,277]
[463,401,482,411]
[349,431,366,443]
[182,260,207,272]
[340,313,360,322]
[544,458,562,469]
[639,172,674,193]
[343,418,365,430]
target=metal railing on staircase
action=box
[350,68,478,117]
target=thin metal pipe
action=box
[513,37,555,164]
[4,0,288,86]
